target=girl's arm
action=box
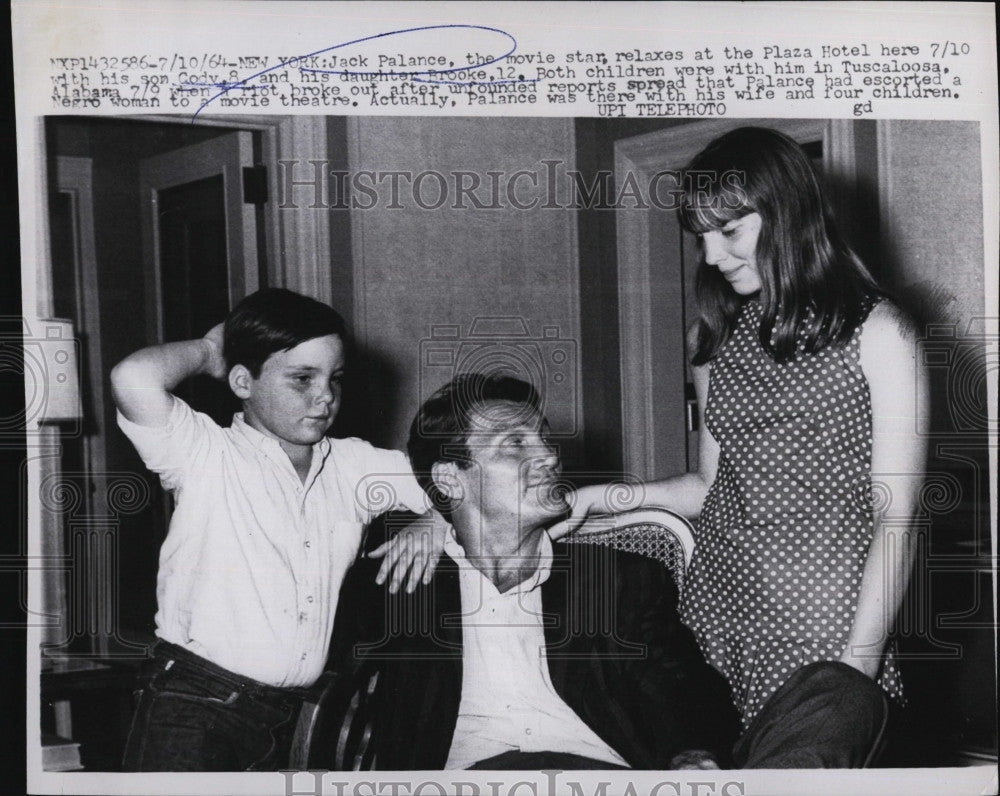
[549,351,720,540]
[842,302,929,677]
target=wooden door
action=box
[139,131,259,425]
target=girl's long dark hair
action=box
[679,127,882,365]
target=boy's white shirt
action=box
[117,396,427,687]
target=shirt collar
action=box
[230,412,331,461]
[445,528,553,595]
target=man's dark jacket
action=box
[333,540,738,770]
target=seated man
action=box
[334,373,739,770]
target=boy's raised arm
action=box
[111,323,228,427]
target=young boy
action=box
[112,288,433,771]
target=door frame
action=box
[54,156,106,517]
[134,114,333,307]
[614,118,858,480]
[139,130,258,344]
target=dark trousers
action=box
[121,641,306,771]
[733,661,889,769]
[467,663,884,771]
[469,751,630,770]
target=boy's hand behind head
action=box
[202,322,229,380]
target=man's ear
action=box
[228,364,253,400]
[431,461,464,502]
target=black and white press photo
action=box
[10,3,997,796]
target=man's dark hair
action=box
[407,372,541,514]
[223,288,348,376]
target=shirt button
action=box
[301,653,307,661]
[306,596,314,603]
[304,541,311,548]
[525,728,532,736]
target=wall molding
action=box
[54,156,106,516]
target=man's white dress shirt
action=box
[443,533,628,769]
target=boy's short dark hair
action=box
[407,372,541,513]
[224,288,347,376]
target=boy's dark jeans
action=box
[121,641,307,771]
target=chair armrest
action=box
[564,507,696,590]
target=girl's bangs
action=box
[679,182,752,234]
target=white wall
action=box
[347,117,582,459]
[877,120,986,328]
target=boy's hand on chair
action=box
[201,323,228,380]
[370,511,450,594]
